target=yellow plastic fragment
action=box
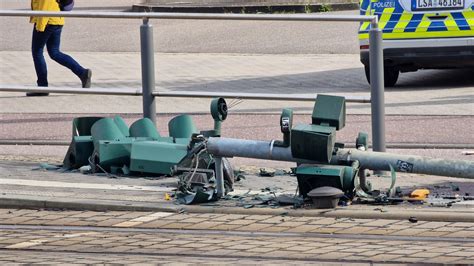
[410,189,430,200]
[165,193,171,201]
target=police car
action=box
[359,0,474,86]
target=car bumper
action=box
[360,37,474,70]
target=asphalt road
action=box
[0,0,359,54]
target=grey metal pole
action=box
[0,10,377,23]
[140,18,157,125]
[331,149,474,179]
[152,91,371,103]
[206,137,474,179]
[369,22,386,153]
[214,157,225,198]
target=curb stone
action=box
[2,195,473,222]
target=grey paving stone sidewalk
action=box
[1,52,473,115]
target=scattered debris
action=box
[450,183,460,191]
[176,188,217,205]
[34,163,61,171]
[79,165,92,174]
[461,150,474,155]
[429,199,457,207]
[221,187,304,209]
[257,168,290,177]
[261,186,281,193]
[275,194,304,207]
[410,189,430,200]
[234,170,246,182]
[259,168,275,177]
[464,195,474,201]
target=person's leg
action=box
[46,25,85,77]
[46,25,91,88]
[29,25,51,96]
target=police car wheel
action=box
[384,67,399,87]
[364,65,399,87]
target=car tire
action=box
[364,65,399,87]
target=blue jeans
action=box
[32,24,86,87]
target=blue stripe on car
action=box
[452,12,471,30]
[427,20,448,31]
[405,13,424,32]
[383,4,405,33]
[360,0,370,15]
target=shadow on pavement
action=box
[161,68,370,94]
[159,67,473,94]
[394,69,474,90]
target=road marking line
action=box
[113,221,143,227]
[56,232,99,238]
[113,212,174,227]
[6,232,100,249]
[131,212,175,222]
[0,178,173,192]
[6,239,49,249]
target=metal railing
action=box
[0,10,385,152]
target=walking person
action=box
[29,0,91,96]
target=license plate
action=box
[413,0,464,10]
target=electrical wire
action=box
[227,98,243,109]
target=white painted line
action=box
[113,212,175,227]
[58,232,99,238]
[130,212,174,222]
[6,239,49,249]
[0,179,173,192]
[113,221,143,227]
[6,232,100,249]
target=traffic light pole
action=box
[369,21,386,153]
[140,18,157,125]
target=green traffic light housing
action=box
[210,97,228,122]
[202,97,228,137]
[290,95,345,163]
[312,94,346,130]
[274,108,293,148]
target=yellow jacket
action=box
[30,0,64,32]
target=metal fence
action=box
[0,10,386,152]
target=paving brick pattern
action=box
[0,250,313,264]
[0,225,472,264]
[0,209,473,263]
[2,209,474,238]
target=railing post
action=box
[140,17,157,125]
[369,20,386,153]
